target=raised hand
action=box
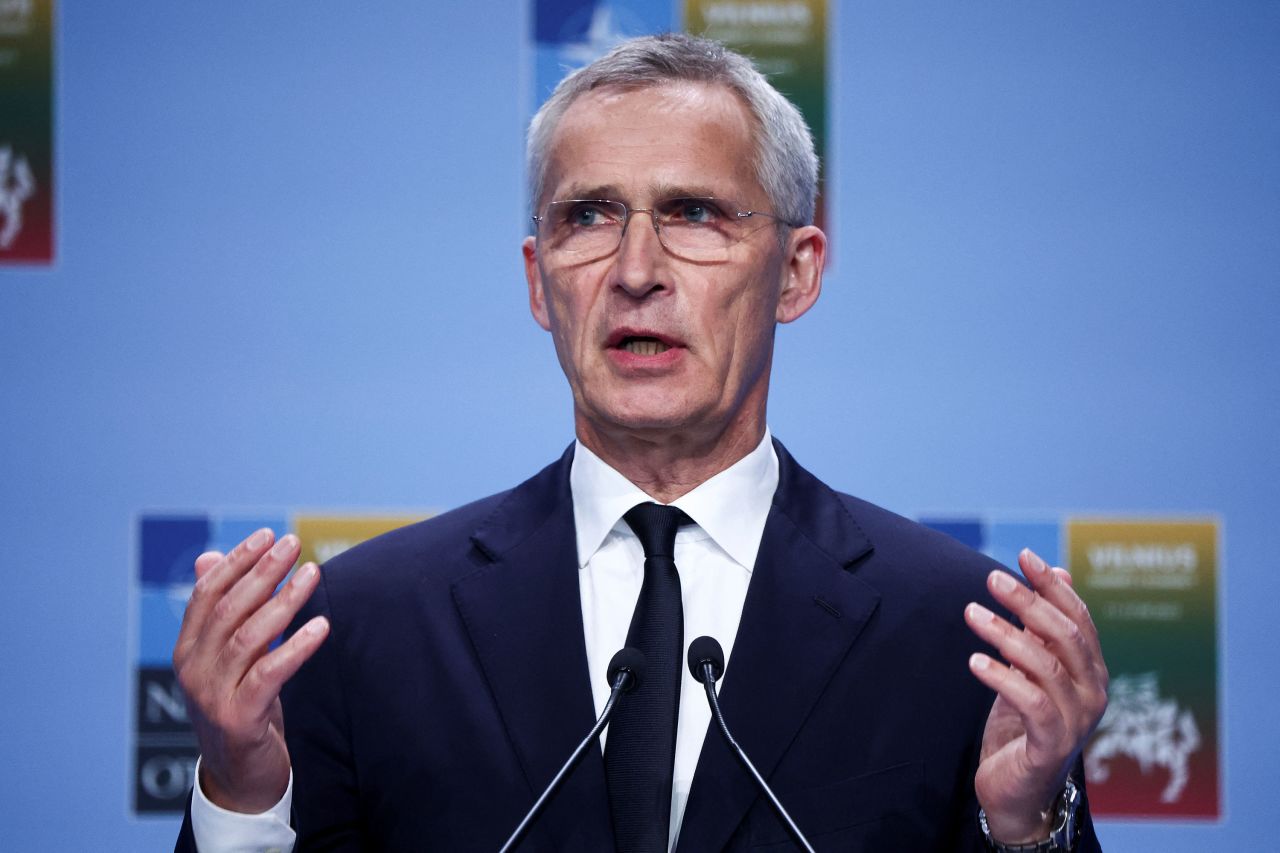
[964,549,1109,843]
[172,529,330,813]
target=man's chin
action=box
[577,403,711,441]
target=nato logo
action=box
[918,517,1061,576]
[531,0,674,107]
[133,514,285,814]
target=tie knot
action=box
[623,502,691,559]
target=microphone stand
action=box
[692,637,816,853]
[498,654,640,853]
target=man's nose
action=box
[614,209,667,296]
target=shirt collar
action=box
[569,429,779,572]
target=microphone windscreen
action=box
[687,635,725,684]
[607,647,645,693]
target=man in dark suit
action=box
[174,33,1108,852]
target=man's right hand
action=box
[172,528,330,814]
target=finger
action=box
[181,529,275,638]
[990,562,1109,729]
[1018,550,1105,665]
[1052,566,1074,588]
[968,652,1066,761]
[194,551,224,580]
[175,532,275,666]
[178,531,296,667]
[237,615,330,714]
[966,602,1078,721]
[204,534,303,651]
[987,568,1097,685]
[224,561,322,673]
[203,529,277,592]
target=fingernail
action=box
[991,571,1017,593]
[970,653,990,671]
[968,602,995,623]
[248,529,270,550]
[295,563,317,583]
[1025,549,1048,574]
[271,534,296,559]
[305,617,328,636]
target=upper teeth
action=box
[623,339,670,355]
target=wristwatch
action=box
[979,777,1083,852]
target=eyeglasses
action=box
[531,197,797,263]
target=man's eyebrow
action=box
[559,183,622,200]
[554,183,732,203]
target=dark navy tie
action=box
[606,502,691,853]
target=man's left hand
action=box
[964,548,1109,844]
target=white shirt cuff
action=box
[189,756,297,853]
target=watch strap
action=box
[979,777,1082,853]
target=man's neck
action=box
[575,416,766,504]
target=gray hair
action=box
[527,32,818,226]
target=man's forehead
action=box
[573,78,740,108]
[541,81,760,202]
[555,80,755,136]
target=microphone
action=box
[688,636,816,853]
[498,648,644,853]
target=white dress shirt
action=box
[191,431,779,853]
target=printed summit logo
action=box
[0,146,35,250]
[0,0,35,29]
[1087,672,1202,805]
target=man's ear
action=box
[524,235,552,331]
[776,225,826,324]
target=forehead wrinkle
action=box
[557,181,745,206]
[559,182,623,201]
[646,181,723,202]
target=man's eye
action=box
[670,199,721,224]
[567,204,614,226]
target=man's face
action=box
[523,81,823,451]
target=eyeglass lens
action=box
[538,198,769,262]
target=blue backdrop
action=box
[0,1,1276,849]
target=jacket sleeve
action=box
[279,569,369,850]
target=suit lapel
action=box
[676,442,881,852]
[450,446,614,850]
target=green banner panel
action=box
[0,0,54,264]
[1072,519,1221,819]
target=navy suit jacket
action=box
[178,441,1101,851]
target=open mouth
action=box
[619,336,672,356]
